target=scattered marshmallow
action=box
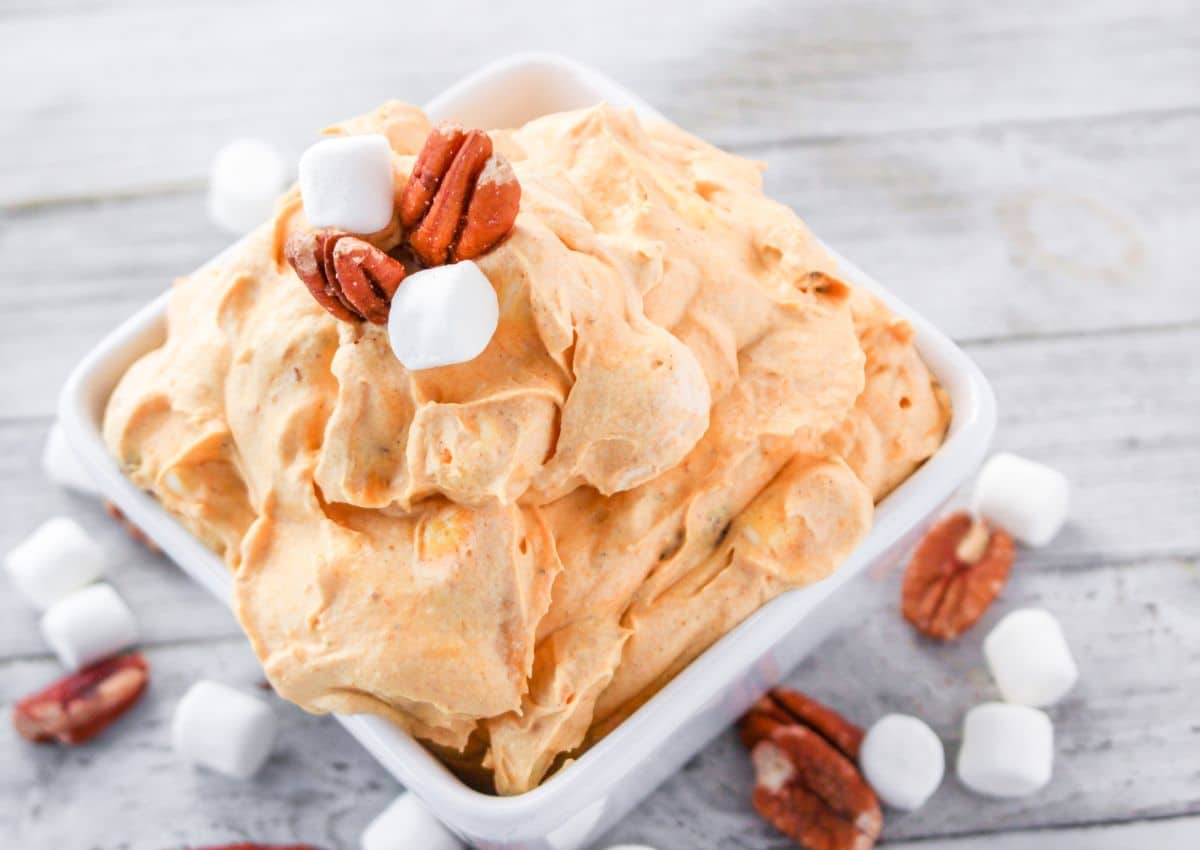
[388,261,499,371]
[42,423,99,496]
[40,582,137,670]
[299,134,395,234]
[6,517,107,610]
[360,792,463,850]
[972,453,1069,547]
[207,138,290,234]
[172,680,277,779]
[859,713,945,810]
[956,703,1053,798]
[984,608,1078,708]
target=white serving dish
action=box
[59,53,995,850]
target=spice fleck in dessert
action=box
[103,101,950,794]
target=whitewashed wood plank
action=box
[0,192,231,421]
[888,815,1200,849]
[967,325,1200,568]
[2,0,1199,204]
[4,106,1198,419]
[0,418,242,659]
[0,638,397,850]
[764,110,1200,341]
[595,556,1200,848]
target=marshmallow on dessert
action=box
[956,703,1053,798]
[207,138,290,234]
[298,134,395,234]
[387,261,499,371]
[971,453,1069,547]
[984,608,1078,708]
[859,713,945,811]
[42,423,99,496]
[40,582,137,670]
[6,517,107,609]
[360,792,463,850]
[172,680,277,779]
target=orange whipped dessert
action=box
[103,102,949,794]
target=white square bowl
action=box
[59,53,995,850]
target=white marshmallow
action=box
[360,792,462,850]
[956,703,1053,798]
[972,453,1070,547]
[859,714,945,810]
[388,261,499,371]
[207,138,289,234]
[6,517,107,610]
[40,582,137,670]
[172,680,277,779]
[602,846,659,850]
[298,134,395,234]
[984,608,1078,707]
[42,423,99,496]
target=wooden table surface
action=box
[2,1,1198,847]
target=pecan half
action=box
[285,230,406,324]
[14,653,148,745]
[105,500,161,554]
[401,123,520,266]
[752,726,882,850]
[901,511,1016,640]
[741,688,864,759]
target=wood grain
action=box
[2,0,1198,847]
[595,556,1200,847]
[0,640,396,850]
[3,0,1199,206]
[5,108,1198,417]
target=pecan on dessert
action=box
[399,122,521,266]
[901,511,1016,640]
[14,653,149,745]
[285,230,407,324]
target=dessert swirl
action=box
[103,101,949,794]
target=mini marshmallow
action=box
[859,714,945,810]
[972,453,1069,547]
[298,134,395,234]
[6,517,107,609]
[984,608,1078,707]
[956,703,1053,798]
[207,138,289,234]
[42,423,99,496]
[388,261,499,371]
[172,680,277,779]
[40,582,137,670]
[360,792,462,850]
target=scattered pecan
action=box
[285,230,407,324]
[752,725,882,850]
[104,500,160,554]
[400,122,521,266]
[14,653,148,745]
[901,511,1015,640]
[741,688,864,759]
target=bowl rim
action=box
[58,51,995,830]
